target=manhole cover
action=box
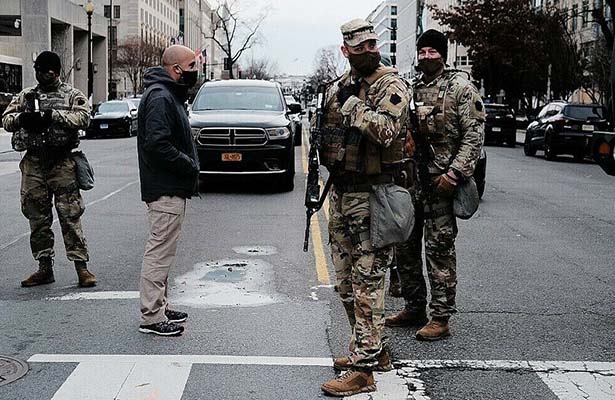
[0,355,29,387]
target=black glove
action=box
[337,81,362,107]
[42,109,53,129]
[17,112,45,131]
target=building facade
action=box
[367,1,398,68]
[0,0,108,102]
[396,0,420,78]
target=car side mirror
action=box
[288,103,302,114]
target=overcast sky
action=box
[234,0,381,76]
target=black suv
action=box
[484,103,516,147]
[189,80,298,191]
[524,101,608,161]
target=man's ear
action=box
[341,45,350,59]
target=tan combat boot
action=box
[321,370,376,397]
[385,309,428,327]
[333,350,392,372]
[21,258,55,287]
[388,272,402,297]
[416,318,450,341]
[75,261,97,287]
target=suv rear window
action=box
[563,105,605,120]
[193,86,284,112]
[485,105,513,116]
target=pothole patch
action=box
[170,259,278,308]
[232,246,278,256]
[0,355,29,387]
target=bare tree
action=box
[307,46,347,88]
[242,55,278,80]
[115,36,161,95]
[51,27,77,83]
[206,0,267,79]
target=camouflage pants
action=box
[329,187,393,369]
[396,190,458,319]
[19,153,89,262]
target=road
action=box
[0,126,614,400]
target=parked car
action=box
[592,130,615,176]
[285,95,304,146]
[189,80,298,192]
[126,96,141,112]
[524,101,608,161]
[484,103,516,147]
[86,100,138,138]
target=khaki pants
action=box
[140,196,186,325]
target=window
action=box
[391,5,397,15]
[390,29,397,41]
[114,5,120,19]
[571,4,578,31]
[390,18,397,29]
[582,0,589,27]
[390,55,396,66]
[104,5,111,18]
[390,43,396,53]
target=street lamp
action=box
[85,0,95,101]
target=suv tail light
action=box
[597,142,612,156]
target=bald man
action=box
[137,45,200,336]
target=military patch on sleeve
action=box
[390,93,402,105]
[77,98,87,106]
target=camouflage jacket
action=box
[2,81,90,152]
[413,69,485,178]
[316,65,411,175]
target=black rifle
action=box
[408,97,437,229]
[303,84,337,252]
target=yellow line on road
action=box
[302,125,330,285]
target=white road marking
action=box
[115,360,192,400]
[0,161,19,176]
[46,291,140,301]
[0,180,138,252]
[51,361,134,400]
[537,372,615,400]
[345,368,426,400]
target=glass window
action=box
[114,5,120,19]
[390,29,397,40]
[390,43,396,53]
[563,105,605,120]
[193,86,285,112]
[104,5,111,18]
[391,5,397,15]
[98,102,129,113]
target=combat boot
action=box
[388,272,402,297]
[385,309,428,327]
[321,370,376,397]
[333,350,392,372]
[75,261,97,287]
[21,258,55,287]
[416,318,450,341]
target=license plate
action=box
[100,123,108,129]
[222,153,242,162]
[492,127,501,132]
[582,124,594,132]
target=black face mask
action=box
[348,52,381,77]
[176,65,198,88]
[35,71,58,87]
[417,58,444,76]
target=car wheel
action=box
[276,147,295,192]
[524,133,536,156]
[544,131,557,161]
[573,149,585,162]
[507,134,516,147]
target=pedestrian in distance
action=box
[2,51,97,288]
[315,19,412,397]
[137,45,200,337]
[385,29,485,341]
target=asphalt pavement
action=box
[0,128,614,399]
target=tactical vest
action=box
[319,70,405,176]
[414,71,458,174]
[12,83,81,152]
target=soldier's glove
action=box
[42,109,53,129]
[336,81,361,107]
[405,130,416,157]
[433,171,458,198]
[17,111,45,131]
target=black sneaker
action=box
[139,321,184,336]
[165,309,188,323]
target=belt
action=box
[334,174,394,193]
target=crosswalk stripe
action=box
[51,361,134,400]
[537,372,615,400]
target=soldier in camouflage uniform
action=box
[319,19,411,397]
[2,51,96,288]
[385,30,485,341]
